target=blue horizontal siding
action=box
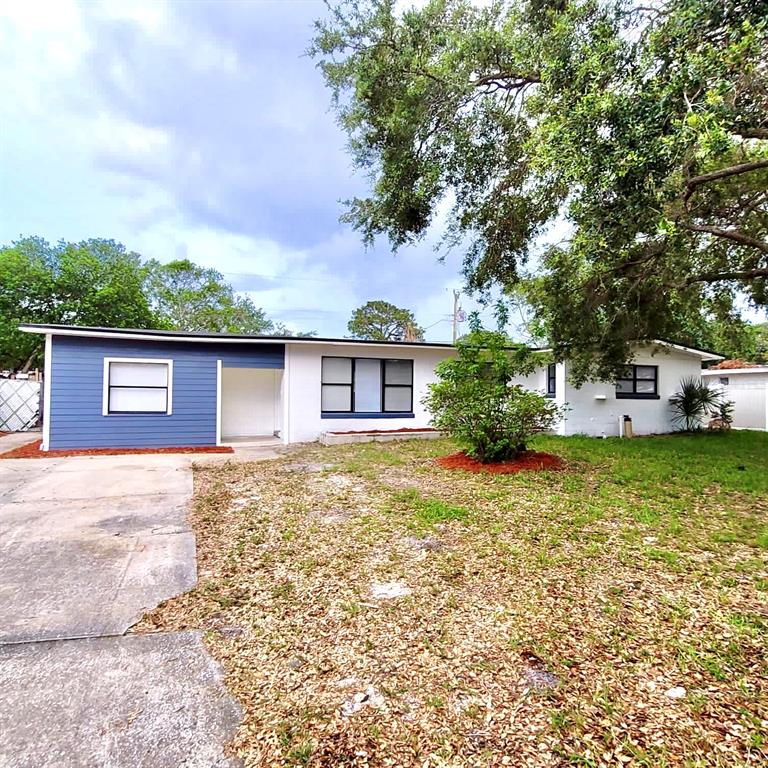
[49,336,284,449]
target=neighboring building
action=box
[702,364,768,431]
[20,324,721,450]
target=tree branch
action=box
[682,267,768,286]
[472,72,540,91]
[684,159,768,200]
[681,223,768,254]
[736,128,768,140]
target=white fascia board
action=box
[649,340,723,361]
[702,367,768,376]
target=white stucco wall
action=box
[702,369,768,430]
[558,345,704,436]
[221,367,281,438]
[283,342,455,444]
[282,341,710,443]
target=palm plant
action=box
[669,377,724,432]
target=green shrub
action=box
[423,330,562,463]
[669,377,724,431]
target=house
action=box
[513,341,722,437]
[20,324,453,450]
[702,362,768,431]
[19,324,721,450]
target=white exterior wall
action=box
[221,367,281,438]
[560,346,703,436]
[702,369,768,430]
[280,341,711,444]
[283,342,455,444]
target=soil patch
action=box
[0,439,233,459]
[436,450,564,474]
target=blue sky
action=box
[0,0,496,341]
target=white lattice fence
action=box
[0,379,41,432]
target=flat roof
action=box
[703,366,768,375]
[18,324,723,360]
[18,323,457,350]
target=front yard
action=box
[140,432,767,767]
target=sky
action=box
[0,0,496,342]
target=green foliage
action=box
[715,398,735,427]
[669,376,724,431]
[423,330,562,461]
[393,488,469,527]
[0,237,156,370]
[347,299,424,340]
[143,259,274,334]
[312,0,768,383]
[0,238,302,371]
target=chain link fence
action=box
[0,379,41,432]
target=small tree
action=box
[710,399,735,430]
[423,330,562,463]
[348,300,424,341]
[669,377,724,432]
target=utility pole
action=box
[452,290,460,343]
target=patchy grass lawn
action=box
[139,431,768,767]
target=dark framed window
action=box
[321,357,414,416]
[719,376,729,386]
[546,363,556,397]
[615,365,659,399]
[105,359,172,414]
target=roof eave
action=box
[17,323,456,350]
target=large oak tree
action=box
[312,0,768,380]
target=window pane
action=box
[636,379,656,394]
[635,365,656,380]
[618,366,633,379]
[354,359,381,412]
[616,379,634,393]
[109,387,167,412]
[384,386,411,412]
[322,357,352,384]
[321,384,351,411]
[110,362,167,387]
[384,359,412,385]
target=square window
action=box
[321,384,352,411]
[615,365,657,398]
[384,386,411,412]
[635,365,656,380]
[322,357,352,384]
[384,359,413,385]
[104,359,172,415]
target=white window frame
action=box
[102,357,174,416]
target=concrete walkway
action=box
[0,446,241,767]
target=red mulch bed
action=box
[0,439,234,459]
[329,427,439,435]
[436,450,564,474]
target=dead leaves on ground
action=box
[137,442,767,767]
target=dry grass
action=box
[138,433,768,767]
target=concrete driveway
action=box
[0,449,241,767]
